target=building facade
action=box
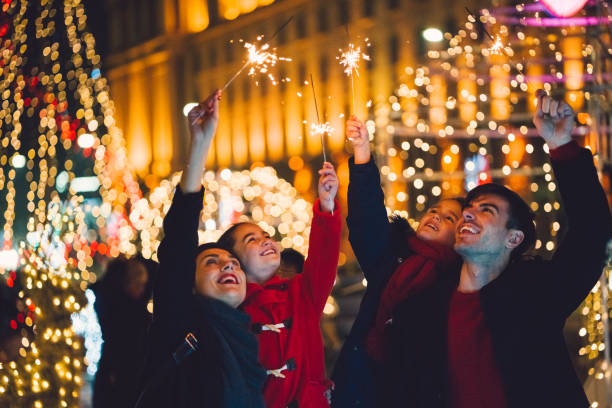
[101,0,481,186]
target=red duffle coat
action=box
[241,199,341,408]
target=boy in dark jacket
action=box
[138,90,266,408]
[382,91,612,407]
[218,162,341,407]
[331,116,463,407]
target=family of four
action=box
[136,88,611,408]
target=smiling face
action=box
[416,199,462,247]
[230,223,281,285]
[454,194,524,261]
[194,248,246,308]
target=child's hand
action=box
[318,162,339,213]
[187,89,221,143]
[346,115,370,164]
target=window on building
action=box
[209,46,218,67]
[225,40,233,63]
[298,63,306,85]
[295,12,307,39]
[388,0,400,9]
[364,0,375,17]
[338,0,350,26]
[390,34,399,64]
[277,16,288,45]
[320,55,328,82]
[317,7,329,32]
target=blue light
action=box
[72,289,103,376]
[91,68,101,79]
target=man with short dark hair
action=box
[382,91,612,408]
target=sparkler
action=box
[191,17,293,125]
[337,41,370,112]
[489,34,504,55]
[222,39,291,91]
[309,73,331,163]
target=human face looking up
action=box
[230,223,281,285]
[416,199,462,247]
[454,194,524,260]
[194,248,246,308]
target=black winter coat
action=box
[137,187,265,408]
[332,156,427,407]
[383,146,612,407]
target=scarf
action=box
[366,230,460,361]
[195,296,266,408]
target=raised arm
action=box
[154,90,221,333]
[345,116,393,284]
[299,162,342,315]
[533,90,612,318]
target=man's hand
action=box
[346,115,371,164]
[318,162,339,213]
[533,89,575,149]
[187,89,222,143]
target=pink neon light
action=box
[497,15,610,26]
[538,0,588,18]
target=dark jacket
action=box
[138,187,266,408]
[91,259,154,408]
[383,144,612,407]
[332,156,422,407]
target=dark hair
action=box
[217,222,251,253]
[465,183,536,260]
[280,248,305,274]
[439,196,466,208]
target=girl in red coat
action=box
[218,162,341,407]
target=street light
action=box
[422,27,444,42]
[183,102,198,117]
[11,154,25,168]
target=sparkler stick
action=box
[309,73,329,163]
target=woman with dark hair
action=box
[136,90,265,408]
[91,256,155,408]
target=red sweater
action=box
[241,199,341,408]
[447,290,507,408]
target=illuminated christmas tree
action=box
[0,195,87,407]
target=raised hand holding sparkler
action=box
[346,115,370,165]
[317,162,339,214]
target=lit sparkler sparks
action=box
[311,122,334,137]
[337,41,370,113]
[244,41,292,85]
[488,34,504,55]
[222,37,292,91]
[337,43,370,77]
